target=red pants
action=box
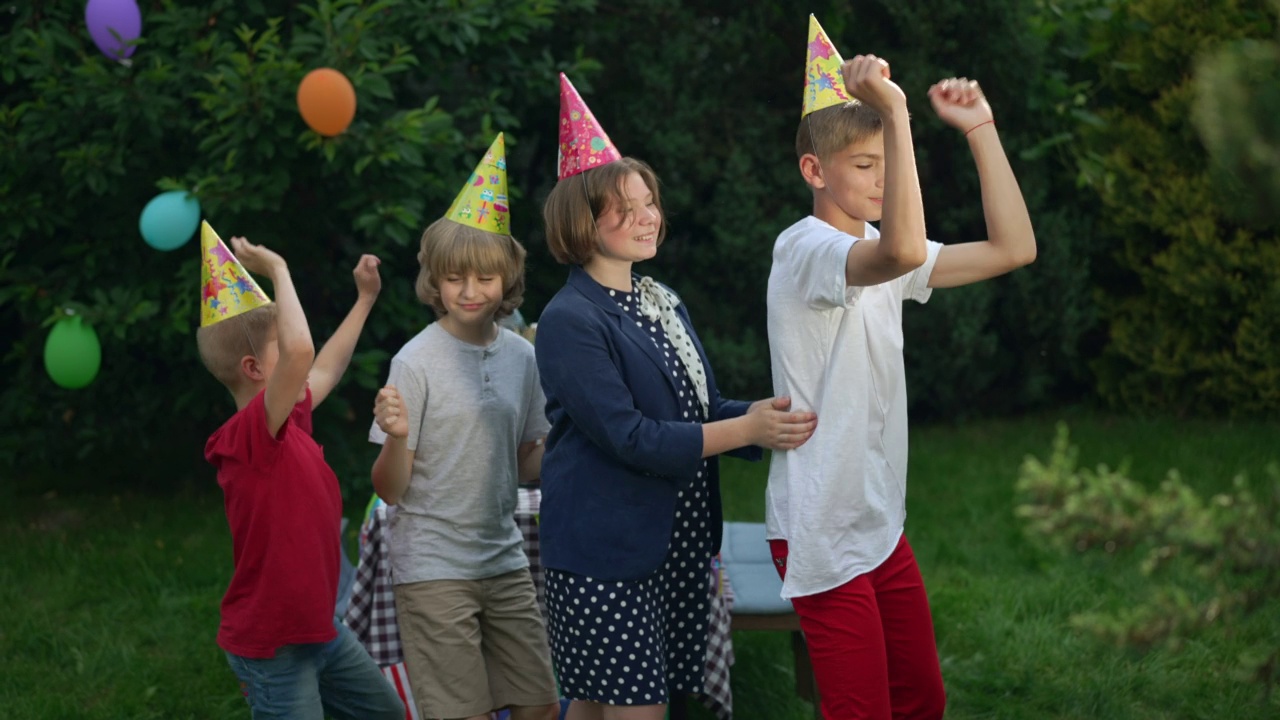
[770,535,945,720]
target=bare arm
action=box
[232,237,314,437]
[371,437,413,505]
[517,438,544,482]
[926,80,1037,289]
[702,396,816,457]
[309,255,381,409]
[843,55,927,287]
[371,385,413,504]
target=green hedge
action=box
[1048,0,1280,415]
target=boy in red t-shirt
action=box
[197,223,403,720]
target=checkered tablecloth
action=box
[345,489,735,718]
[697,554,736,719]
[345,502,403,666]
[516,487,545,615]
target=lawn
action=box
[2,410,1277,719]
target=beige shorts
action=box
[394,569,558,719]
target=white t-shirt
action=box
[765,216,942,599]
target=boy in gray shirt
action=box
[370,134,559,720]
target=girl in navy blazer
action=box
[536,145,817,719]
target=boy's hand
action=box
[354,255,382,300]
[374,385,410,440]
[928,77,993,133]
[841,54,906,116]
[229,236,286,278]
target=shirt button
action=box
[485,375,490,382]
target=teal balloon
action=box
[44,315,102,390]
[139,190,200,251]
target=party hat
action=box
[557,73,621,180]
[200,221,272,327]
[802,14,852,117]
[445,133,511,235]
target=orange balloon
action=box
[297,68,357,137]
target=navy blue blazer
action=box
[535,266,762,582]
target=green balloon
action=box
[44,315,102,389]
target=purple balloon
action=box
[84,0,142,60]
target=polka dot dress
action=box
[544,286,712,706]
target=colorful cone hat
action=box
[200,221,272,327]
[802,14,852,117]
[445,133,511,235]
[557,73,622,180]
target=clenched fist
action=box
[374,385,409,440]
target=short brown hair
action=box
[415,218,526,319]
[196,304,279,392]
[542,158,668,265]
[796,101,883,161]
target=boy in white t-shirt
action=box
[765,17,1037,720]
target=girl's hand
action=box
[746,396,817,451]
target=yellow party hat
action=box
[802,15,852,117]
[445,133,511,235]
[199,221,272,327]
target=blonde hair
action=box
[796,101,883,161]
[416,218,526,319]
[542,158,668,266]
[196,304,279,392]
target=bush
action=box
[1045,0,1280,415]
[1016,425,1280,701]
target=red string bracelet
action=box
[965,119,995,137]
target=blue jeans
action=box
[225,620,405,720]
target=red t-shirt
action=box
[204,388,343,658]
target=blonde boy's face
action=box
[439,271,504,327]
[815,132,885,224]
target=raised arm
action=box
[842,55,928,287]
[309,255,381,408]
[925,78,1037,289]
[232,237,313,437]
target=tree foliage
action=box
[3,0,1277,489]
[1040,0,1280,415]
[0,0,594,487]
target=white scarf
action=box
[634,276,709,419]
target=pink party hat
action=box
[803,15,852,117]
[557,73,621,180]
[200,221,271,327]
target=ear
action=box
[240,355,267,383]
[799,154,826,190]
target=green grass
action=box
[2,410,1277,719]
[707,409,1280,720]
